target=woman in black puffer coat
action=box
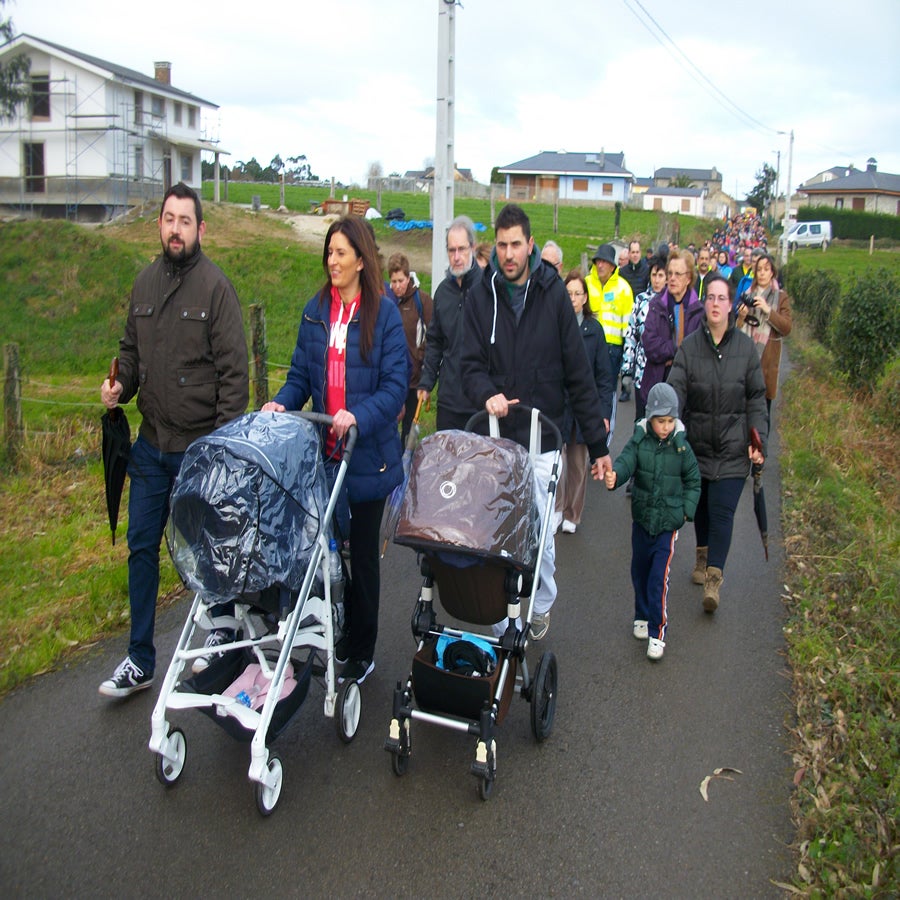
[666,275,767,613]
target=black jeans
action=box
[693,477,745,571]
[345,496,387,662]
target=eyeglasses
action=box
[567,290,586,298]
[706,294,731,304]
[667,269,688,278]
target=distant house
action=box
[641,186,705,217]
[799,159,900,215]
[631,176,654,197]
[654,166,723,194]
[0,34,225,221]
[497,150,633,204]
[799,165,854,188]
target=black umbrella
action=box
[101,357,131,545]
[749,426,768,561]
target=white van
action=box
[786,220,832,250]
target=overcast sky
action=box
[12,0,900,198]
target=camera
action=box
[740,291,757,308]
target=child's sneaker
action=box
[192,628,234,674]
[647,638,665,660]
[633,619,649,640]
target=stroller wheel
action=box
[478,773,494,801]
[390,719,411,776]
[254,751,284,816]
[530,652,558,742]
[336,679,361,743]
[154,727,186,786]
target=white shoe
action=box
[530,612,550,641]
[561,520,577,534]
[647,638,665,660]
[633,619,649,640]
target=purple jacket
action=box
[639,287,704,404]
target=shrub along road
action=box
[0,407,793,897]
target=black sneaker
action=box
[192,628,234,674]
[618,388,631,402]
[339,658,374,684]
[98,656,153,698]
[334,634,351,665]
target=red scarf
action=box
[324,286,358,456]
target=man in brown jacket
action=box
[98,183,249,698]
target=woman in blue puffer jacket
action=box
[263,216,408,685]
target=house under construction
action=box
[0,34,227,221]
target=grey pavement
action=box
[0,404,793,898]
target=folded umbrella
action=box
[101,357,131,545]
[749,426,768,561]
[379,396,424,558]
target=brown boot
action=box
[692,547,708,585]
[703,566,723,612]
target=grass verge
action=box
[777,323,898,896]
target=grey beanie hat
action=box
[592,243,618,266]
[646,382,679,419]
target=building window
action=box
[151,95,165,118]
[24,142,45,192]
[835,198,843,209]
[134,91,143,125]
[653,198,662,211]
[174,102,182,126]
[681,198,690,212]
[30,75,50,120]
[134,146,143,180]
[188,106,197,129]
[602,182,613,195]
[573,178,588,192]
[180,153,192,183]
[852,197,865,211]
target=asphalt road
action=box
[0,401,793,898]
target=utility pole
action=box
[432,0,456,290]
[772,149,781,230]
[780,130,794,262]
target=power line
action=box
[623,0,780,138]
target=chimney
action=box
[866,157,877,174]
[154,61,171,85]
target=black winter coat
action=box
[419,262,480,419]
[462,255,609,458]
[666,322,768,481]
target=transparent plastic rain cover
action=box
[394,430,539,567]
[166,412,330,604]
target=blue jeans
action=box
[125,435,184,674]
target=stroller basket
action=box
[181,648,315,743]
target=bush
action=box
[798,205,900,241]
[871,354,900,429]
[788,267,841,345]
[831,268,900,389]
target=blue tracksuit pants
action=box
[631,522,677,642]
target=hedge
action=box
[798,206,900,241]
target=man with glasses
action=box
[418,215,481,430]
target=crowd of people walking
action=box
[99,189,787,699]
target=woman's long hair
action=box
[320,216,383,361]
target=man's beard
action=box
[163,235,199,264]
[449,256,472,278]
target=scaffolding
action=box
[0,68,211,221]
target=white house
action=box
[799,159,900,215]
[497,150,634,204]
[641,186,706,217]
[0,34,225,220]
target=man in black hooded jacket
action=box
[462,203,611,640]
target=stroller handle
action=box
[465,404,563,454]
[290,411,358,463]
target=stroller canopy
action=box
[394,430,539,568]
[167,412,330,605]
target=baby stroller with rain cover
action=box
[384,406,560,799]
[149,411,359,816]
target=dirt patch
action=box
[100,203,440,279]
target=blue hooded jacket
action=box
[274,291,408,503]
